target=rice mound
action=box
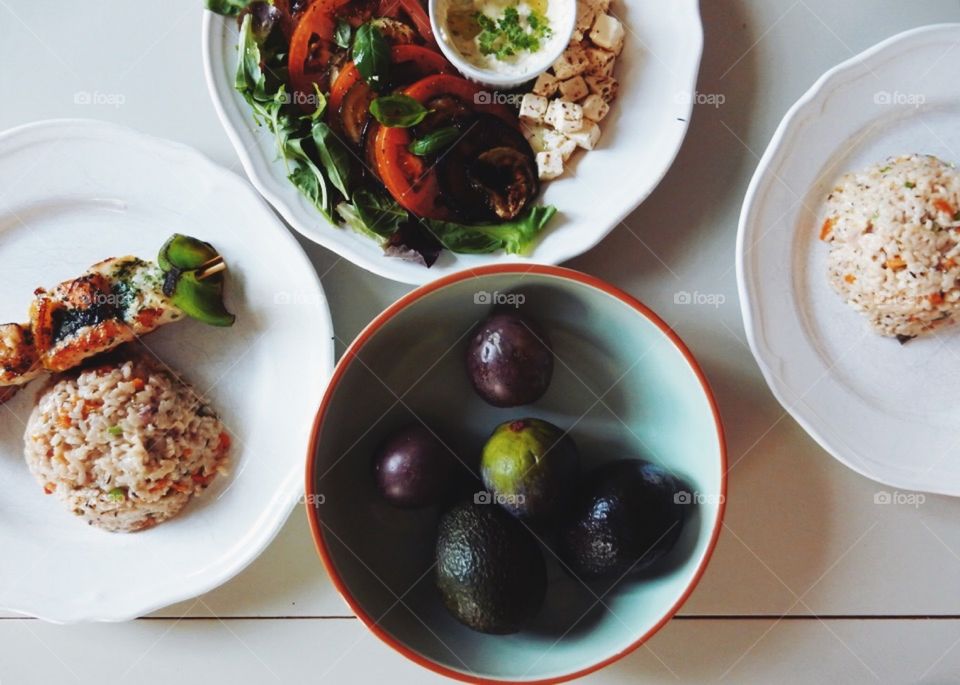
[822,154,960,339]
[24,352,230,533]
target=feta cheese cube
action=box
[545,99,584,133]
[552,45,589,79]
[566,121,602,150]
[543,129,578,161]
[576,2,597,33]
[585,47,616,77]
[585,74,619,102]
[536,150,564,180]
[581,93,610,121]
[519,93,549,124]
[532,72,560,97]
[559,76,589,101]
[590,13,625,53]
[521,123,548,153]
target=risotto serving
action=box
[821,154,960,340]
[24,351,231,533]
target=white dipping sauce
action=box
[437,0,570,77]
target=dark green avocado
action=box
[557,459,688,581]
[435,500,547,634]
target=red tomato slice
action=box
[329,45,451,114]
[374,75,520,219]
[289,0,381,105]
[288,0,343,102]
[402,74,517,125]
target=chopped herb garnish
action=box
[475,5,552,60]
[107,425,123,436]
[879,166,891,173]
[108,487,127,502]
[905,181,916,189]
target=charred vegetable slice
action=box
[435,114,537,222]
[468,146,539,220]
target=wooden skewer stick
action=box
[196,256,227,281]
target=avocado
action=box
[435,500,547,634]
[557,459,688,581]
[480,418,579,521]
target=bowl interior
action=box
[310,269,724,681]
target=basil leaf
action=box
[408,126,461,156]
[206,0,249,16]
[337,189,408,241]
[311,120,353,199]
[352,22,391,91]
[369,95,430,127]
[422,205,557,254]
[353,188,408,236]
[334,18,353,49]
[287,137,332,215]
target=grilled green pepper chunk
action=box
[159,234,236,327]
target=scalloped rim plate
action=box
[738,24,960,496]
[0,119,334,622]
[202,2,703,284]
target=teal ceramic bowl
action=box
[306,265,726,683]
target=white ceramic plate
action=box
[202,1,703,284]
[0,119,334,622]
[738,24,960,496]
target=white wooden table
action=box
[3,1,960,682]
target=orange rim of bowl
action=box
[304,263,728,684]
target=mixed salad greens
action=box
[210,0,557,267]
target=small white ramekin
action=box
[428,0,576,88]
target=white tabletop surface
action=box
[3,1,960,683]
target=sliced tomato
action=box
[403,74,517,125]
[376,126,450,219]
[329,62,362,114]
[329,45,451,117]
[374,75,520,218]
[288,0,343,101]
[289,0,381,103]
